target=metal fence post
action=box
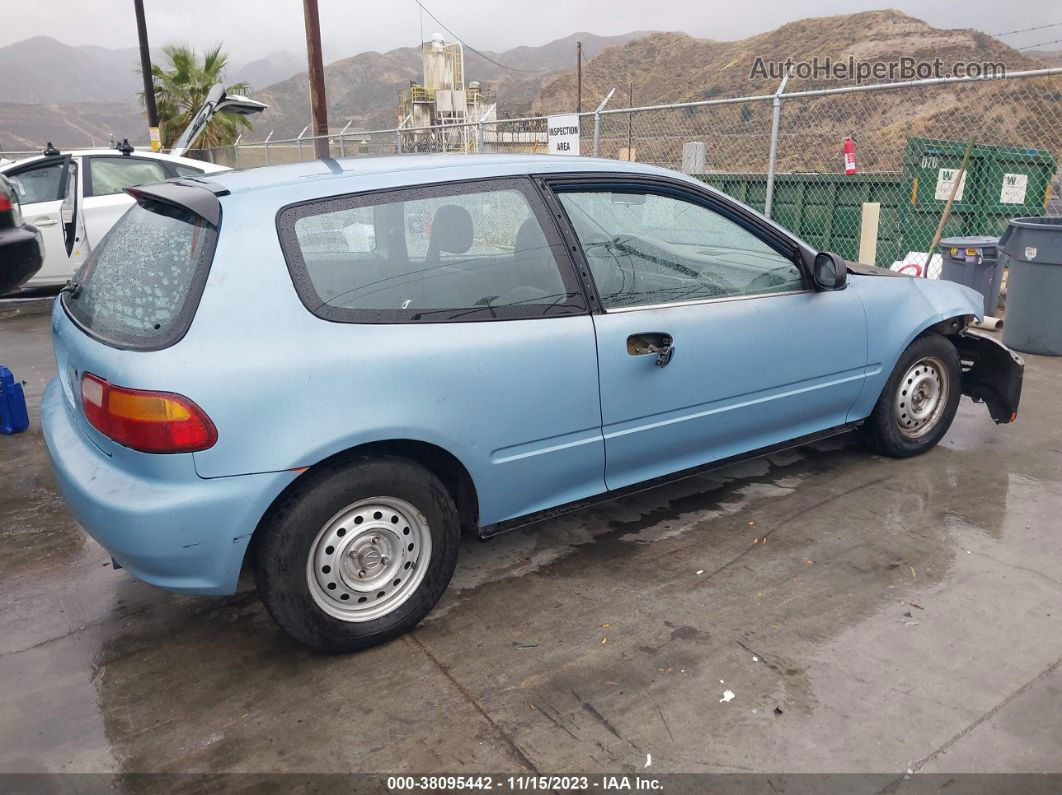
[593,88,616,157]
[264,130,273,165]
[337,121,351,157]
[764,68,792,220]
[296,125,308,161]
[396,128,402,154]
[232,134,242,169]
[476,120,484,153]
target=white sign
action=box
[1000,173,1029,205]
[934,167,967,201]
[547,114,580,156]
[1026,247,1038,260]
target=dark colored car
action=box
[0,174,44,295]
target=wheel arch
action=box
[246,439,480,566]
[854,312,973,421]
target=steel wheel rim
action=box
[306,496,431,622]
[895,355,949,439]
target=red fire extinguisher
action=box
[843,135,857,175]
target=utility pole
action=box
[133,0,160,151]
[576,41,582,113]
[302,0,330,159]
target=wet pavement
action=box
[1,297,1060,776]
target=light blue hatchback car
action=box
[41,154,1023,652]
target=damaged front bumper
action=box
[954,330,1024,424]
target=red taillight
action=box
[80,373,217,454]
[0,195,13,213]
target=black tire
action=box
[254,456,460,653]
[860,333,962,458]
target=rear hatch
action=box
[55,180,222,456]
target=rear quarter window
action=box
[63,199,217,350]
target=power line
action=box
[993,21,1062,37]
[411,0,535,73]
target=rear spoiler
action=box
[125,178,229,226]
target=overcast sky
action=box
[5,0,1060,63]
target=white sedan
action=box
[0,147,228,291]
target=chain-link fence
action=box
[7,66,1059,273]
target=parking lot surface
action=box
[1,297,1060,776]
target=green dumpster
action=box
[698,172,902,265]
[899,138,1056,258]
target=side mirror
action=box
[813,252,848,291]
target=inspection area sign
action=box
[548,114,580,155]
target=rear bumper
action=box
[40,379,297,595]
[0,226,43,295]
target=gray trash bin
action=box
[938,236,1003,318]
[999,217,1062,356]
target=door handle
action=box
[33,217,58,227]
[627,333,675,367]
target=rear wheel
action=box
[861,333,961,458]
[254,457,460,653]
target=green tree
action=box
[142,43,253,150]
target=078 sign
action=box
[548,114,580,155]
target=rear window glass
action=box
[63,199,216,350]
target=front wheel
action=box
[860,333,962,458]
[254,457,460,653]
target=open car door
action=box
[60,157,86,269]
[169,84,267,158]
[5,154,72,285]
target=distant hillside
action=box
[0,102,145,151]
[533,11,1058,172]
[0,31,648,148]
[0,37,161,105]
[1027,49,1062,68]
[253,31,649,138]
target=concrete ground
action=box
[1,296,1060,777]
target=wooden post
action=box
[858,202,881,265]
[576,41,582,113]
[925,136,976,277]
[303,0,330,159]
[132,0,160,151]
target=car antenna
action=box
[43,142,60,156]
[117,138,135,156]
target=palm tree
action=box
[142,43,253,151]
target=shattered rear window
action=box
[63,199,217,350]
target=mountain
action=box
[252,31,649,139]
[230,51,305,90]
[535,11,1044,111]
[0,103,146,151]
[0,31,647,149]
[0,36,160,105]
[531,11,1056,172]
[1027,49,1062,68]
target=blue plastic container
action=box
[0,366,30,434]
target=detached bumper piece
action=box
[954,331,1024,424]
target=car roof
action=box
[206,153,684,197]
[1,150,226,171]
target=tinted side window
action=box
[174,164,205,177]
[278,179,585,322]
[88,157,167,197]
[558,190,804,309]
[6,161,64,204]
